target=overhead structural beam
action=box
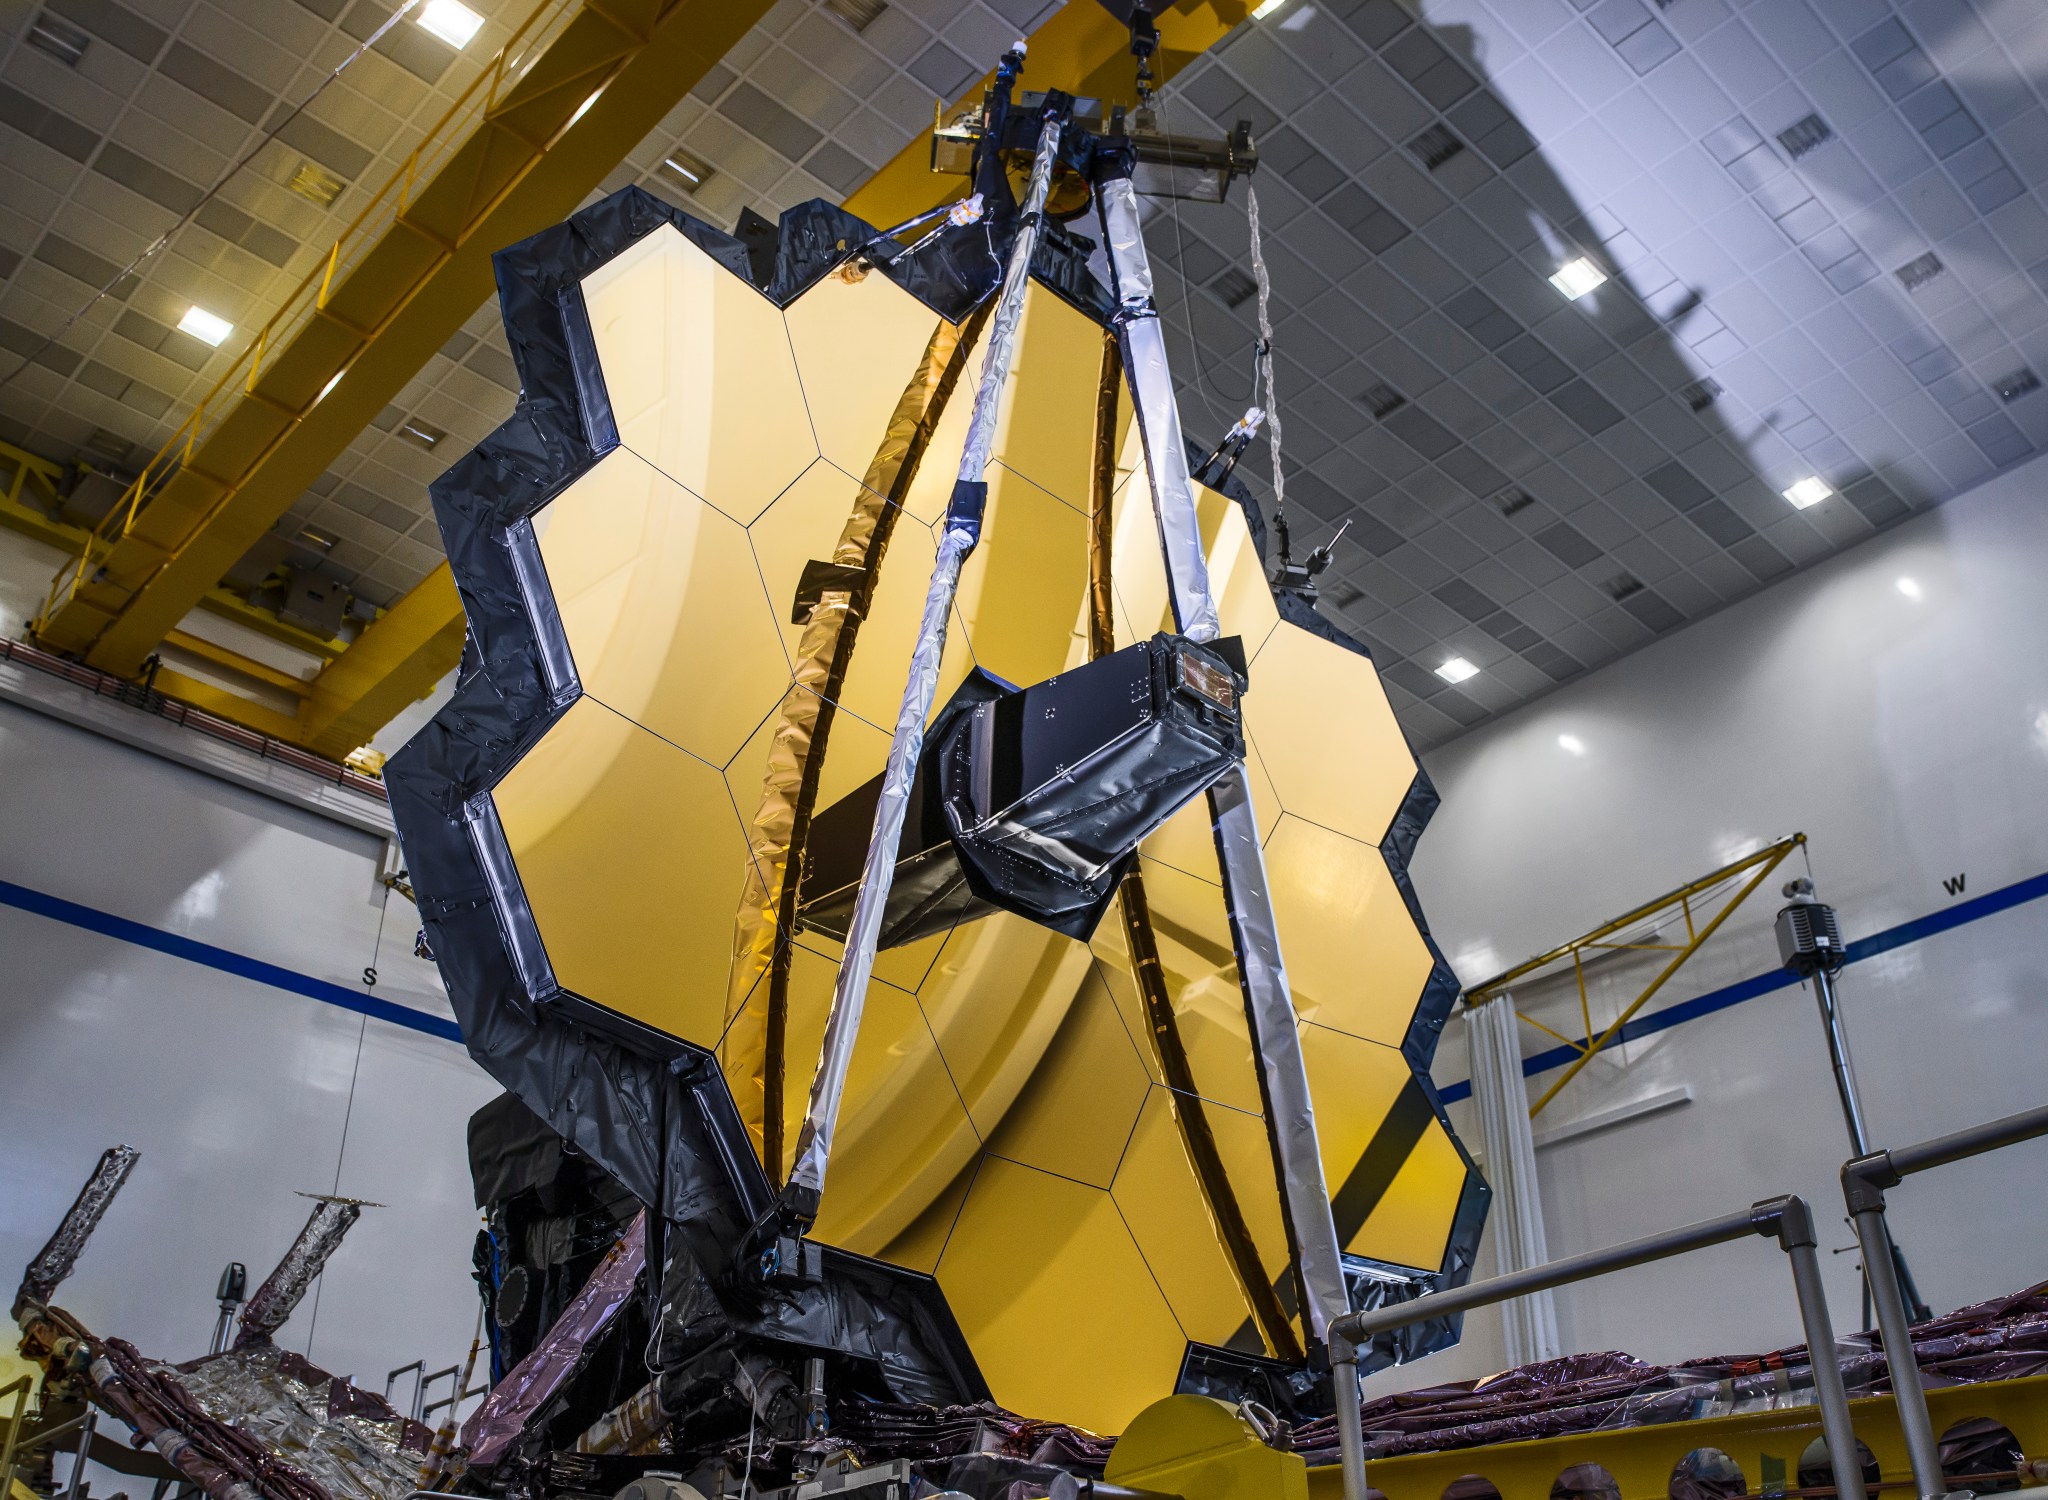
[33,0,779,680]
[28,0,1253,762]
[842,0,1255,230]
[298,562,466,760]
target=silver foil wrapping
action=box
[954,112,1065,485]
[17,1144,139,1308]
[165,1347,423,1500]
[787,524,973,1198]
[788,107,1068,1207]
[237,1199,362,1348]
[1097,178,1221,643]
[1207,765,1350,1340]
[1099,169,1348,1342]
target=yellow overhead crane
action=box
[25,0,1259,765]
[29,0,780,751]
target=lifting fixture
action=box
[1465,833,1807,1116]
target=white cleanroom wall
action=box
[1384,447,2048,1393]
[0,695,496,1393]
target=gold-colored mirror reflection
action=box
[492,696,752,1048]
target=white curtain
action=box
[1467,992,1563,1367]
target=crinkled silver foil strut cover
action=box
[954,110,1065,488]
[1097,167,1350,1344]
[236,1200,362,1348]
[17,1143,139,1309]
[1097,175,1219,644]
[786,106,1069,1211]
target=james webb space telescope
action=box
[389,13,1483,1467]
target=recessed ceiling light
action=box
[659,149,715,194]
[26,13,91,67]
[418,0,484,49]
[178,306,233,346]
[1549,256,1607,300]
[396,418,446,452]
[1783,475,1832,509]
[288,159,345,206]
[1557,733,1585,755]
[1211,267,1257,308]
[1250,0,1289,17]
[1896,576,1923,600]
[823,0,886,30]
[1434,656,1478,684]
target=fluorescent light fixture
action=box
[659,149,715,194]
[1896,576,1923,600]
[1434,656,1478,685]
[1250,0,1289,17]
[1783,475,1833,509]
[318,370,345,402]
[178,306,232,346]
[1548,256,1607,300]
[1557,733,1585,755]
[418,0,484,49]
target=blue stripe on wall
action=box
[1435,867,2048,1106]
[0,877,464,1044]
[3,864,2044,1073]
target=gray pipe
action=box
[1096,160,1349,1344]
[1810,968,1872,1156]
[1847,1201,1943,1499]
[1887,1098,2048,1177]
[1330,1203,1762,1350]
[1329,1351,1367,1500]
[1835,1100,2048,1500]
[1780,1206,1870,1500]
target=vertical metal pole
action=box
[783,92,1068,1218]
[1329,1346,1367,1500]
[1811,968,1872,1157]
[1094,163,1349,1343]
[1783,1238,1867,1500]
[63,1411,96,1500]
[1849,1200,1946,1498]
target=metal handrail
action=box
[1324,1195,1864,1500]
[35,0,591,630]
[1844,1099,2048,1500]
[0,1374,34,1492]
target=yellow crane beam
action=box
[297,561,466,760]
[842,0,1257,227]
[25,0,1253,764]
[33,0,777,679]
[298,0,1257,757]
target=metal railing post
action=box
[1763,1197,1867,1500]
[1838,1099,2048,1500]
[1843,1164,1943,1500]
[1329,1351,1367,1500]
[62,1409,95,1500]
